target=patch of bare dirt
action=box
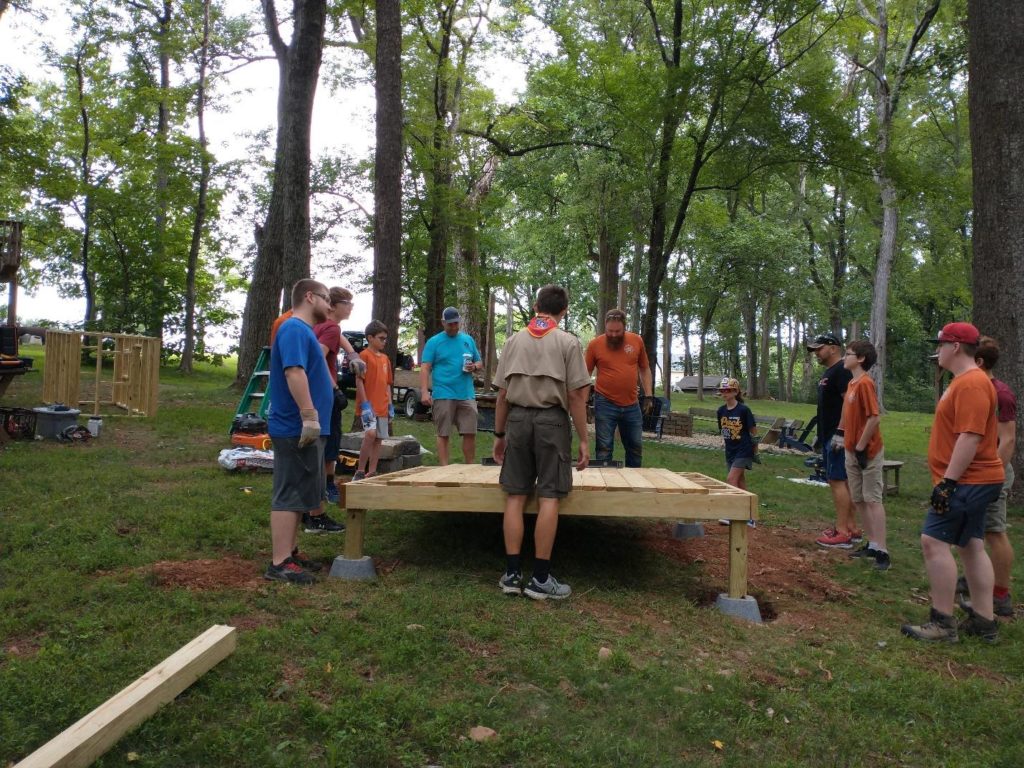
[149,555,266,591]
[642,522,857,625]
[2,631,46,659]
[228,610,280,631]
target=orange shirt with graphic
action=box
[585,332,649,406]
[357,348,393,417]
[838,375,883,460]
[927,367,1005,485]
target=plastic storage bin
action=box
[32,405,81,439]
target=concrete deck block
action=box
[715,593,762,623]
[673,522,705,539]
[327,555,377,581]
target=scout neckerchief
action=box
[526,313,558,338]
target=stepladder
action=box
[234,346,271,425]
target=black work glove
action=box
[334,388,348,411]
[930,478,958,515]
[641,396,655,415]
[855,449,868,470]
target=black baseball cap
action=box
[806,332,842,351]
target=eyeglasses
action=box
[309,291,330,302]
[333,299,353,306]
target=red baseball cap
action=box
[929,322,980,345]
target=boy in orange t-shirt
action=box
[901,322,1005,644]
[353,320,394,480]
[837,340,889,570]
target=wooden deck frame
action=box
[341,466,757,598]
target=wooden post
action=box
[728,520,748,598]
[14,625,236,768]
[7,275,16,328]
[92,334,102,416]
[484,291,496,390]
[344,509,366,560]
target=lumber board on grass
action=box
[14,625,236,768]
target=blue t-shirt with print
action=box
[717,402,756,460]
[421,330,480,400]
[268,317,333,438]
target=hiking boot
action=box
[848,543,876,559]
[264,557,315,585]
[325,483,340,504]
[499,572,523,596]
[816,529,854,549]
[523,575,572,601]
[873,551,891,571]
[304,512,345,534]
[958,607,999,642]
[994,593,1014,618]
[291,548,322,573]
[901,607,958,643]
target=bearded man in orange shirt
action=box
[585,308,654,468]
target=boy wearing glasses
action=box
[838,340,890,570]
[353,320,394,480]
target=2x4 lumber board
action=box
[728,521,749,598]
[14,625,237,768]
[345,509,366,560]
[597,468,634,491]
[635,469,708,494]
[343,484,751,520]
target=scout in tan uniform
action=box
[492,285,591,600]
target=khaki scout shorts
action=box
[432,399,478,437]
[984,463,1014,534]
[845,447,885,504]
[499,405,572,498]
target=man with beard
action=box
[585,308,653,467]
[264,279,335,585]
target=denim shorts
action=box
[726,454,753,471]
[922,482,1002,547]
[822,441,848,482]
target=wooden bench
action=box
[339,464,758,599]
[883,460,904,496]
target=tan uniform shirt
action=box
[494,327,590,411]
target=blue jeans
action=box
[593,393,643,467]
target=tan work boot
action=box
[958,607,999,643]
[901,607,959,643]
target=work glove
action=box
[829,430,844,452]
[930,478,957,515]
[333,388,348,411]
[349,358,367,377]
[388,403,395,420]
[641,396,655,415]
[752,446,762,465]
[855,448,869,470]
[299,408,320,447]
[360,401,375,431]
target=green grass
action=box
[1,351,1022,767]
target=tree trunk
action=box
[148,0,172,341]
[596,218,620,334]
[180,0,211,374]
[968,0,1024,496]
[235,0,327,387]
[373,0,402,364]
[740,295,758,398]
[73,50,96,330]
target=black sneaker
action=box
[873,551,891,571]
[499,572,523,596]
[848,543,876,559]
[304,512,345,534]
[291,548,323,572]
[264,557,315,585]
[958,607,999,643]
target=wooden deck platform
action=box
[340,464,757,598]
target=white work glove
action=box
[349,358,367,377]
[388,403,395,419]
[299,408,320,447]
[829,431,845,452]
[360,401,375,431]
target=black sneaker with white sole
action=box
[264,557,316,585]
[873,551,891,571]
[304,512,345,534]
[499,572,523,595]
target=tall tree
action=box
[235,0,327,387]
[372,0,402,363]
[968,0,1023,489]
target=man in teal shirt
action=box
[420,307,482,464]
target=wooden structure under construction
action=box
[43,330,160,417]
[340,464,758,599]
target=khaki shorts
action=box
[984,463,1014,534]
[499,405,571,498]
[432,399,478,437]
[845,447,885,503]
